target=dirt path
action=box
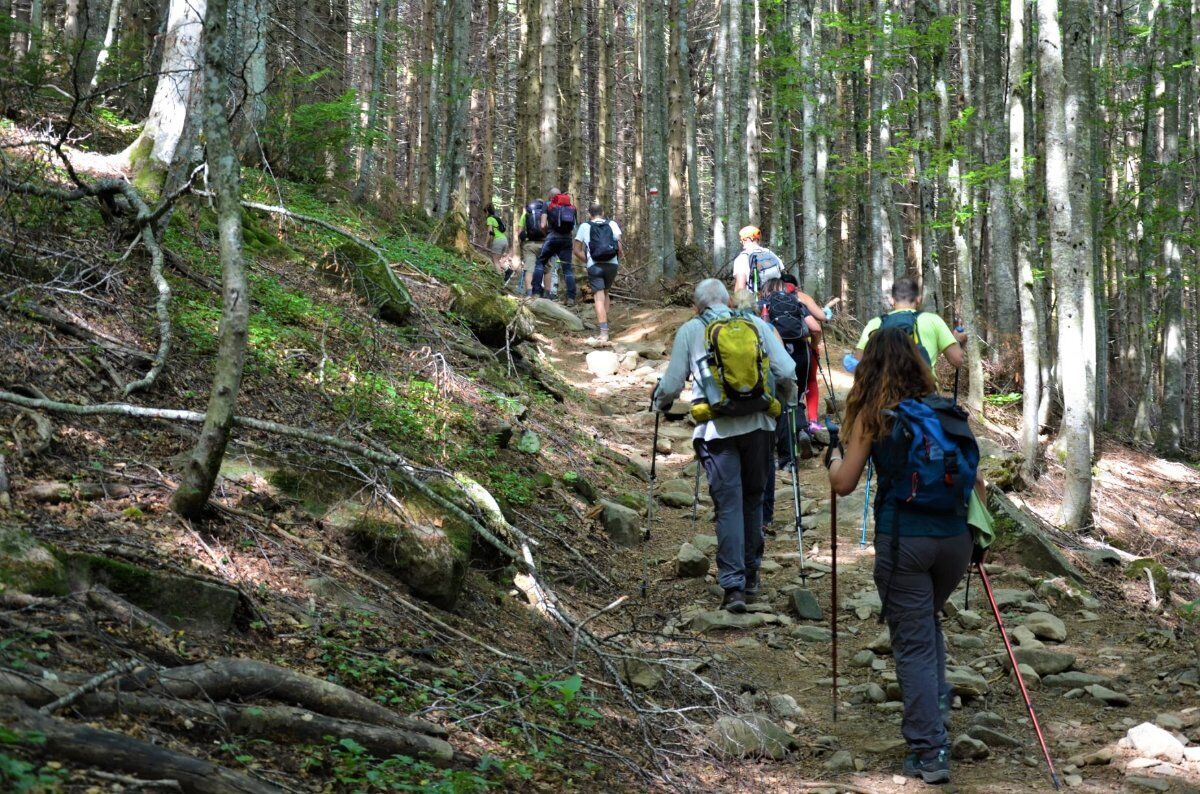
[539,297,1199,792]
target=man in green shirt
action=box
[853,277,967,368]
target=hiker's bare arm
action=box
[941,342,965,368]
[797,292,825,324]
[573,240,586,264]
[655,327,692,410]
[974,471,986,502]
[828,420,870,496]
[852,348,864,361]
[617,240,623,258]
[734,273,748,292]
[805,315,822,337]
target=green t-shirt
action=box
[486,215,507,242]
[856,309,958,367]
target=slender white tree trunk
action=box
[120,0,206,194]
[712,0,729,271]
[800,0,819,293]
[538,0,558,190]
[87,0,122,94]
[1039,0,1093,529]
[1157,3,1186,455]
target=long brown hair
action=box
[843,327,937,443]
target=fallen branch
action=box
[86,584,175,635]
[0,389,526,566]
[0,696,282,794]
[39,659,142,715]
[0,294,153,363]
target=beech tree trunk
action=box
[1039,0,1093,529]
[171,0,248,518]
[539,0,558,189]
[121,0,206,195]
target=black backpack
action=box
[876,310,931,366]
[548,202,577,234]
[494,215,507,234]
[524,200,547,242]
[763,291,811,342]
[587,220,619,262]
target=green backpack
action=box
[691,311,781,422]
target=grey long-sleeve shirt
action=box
[655,306,798,442]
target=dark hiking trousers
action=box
[873,530,972,754]
[532,235,576,299]
[761,421,791,525]
[694,429,771,592]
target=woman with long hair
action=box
[826,327,979,785]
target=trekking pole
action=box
[977,562,1061,790]
[690,460,701,534]
[643,382,661,599]
[830,482,839,722]
[859,461,873,549]
[785,404,808,586]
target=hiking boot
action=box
[565,297,576,307]
[903,748,950,785]
[762,523,777,537]
[744,571,760,598]
[721,588,747,614]
[598,329,609,344]
[502,268,515,285]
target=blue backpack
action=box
[883,395,979,516]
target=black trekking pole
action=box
[830,478,839,723]
[644,382,661,599]
[784,405,808,586]
[977,561,1062,790]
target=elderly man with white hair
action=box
[653,279,798,613]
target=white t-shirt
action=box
[574,219,622,266]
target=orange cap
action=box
[738,225,761,241]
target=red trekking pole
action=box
[830,486,838,722]
[977,562,1061,790]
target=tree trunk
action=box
[745,0,762,226]
[914,0,942,312]
[1156,3,1186,455]
[667,0,687,244]
[86,0,123,94]
[711,0,729,271]
[1009,0,1043,482]
[980,0,1018,343]
[564,0,584,195]
[870,0,896,306]
[120,0,206,195]
[539,0,559,189]
[232,0,266,159]
[351,0,388,203]
[596,0,614,207]
[642,0,671,279]
[682,0,705,248]
[1039,0,1093,529]
[170,0,248,519]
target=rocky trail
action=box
[538,298,1200,792]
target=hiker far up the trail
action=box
[653,279,797,615]
[532,190,579,306]
[851,276,967,371]
[573,203,622,344]
[483,202,512,283]
[827,327,984,786]
[516,194,552,296]
[731,225,785,294]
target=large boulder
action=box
[63,552,239,635]
[707,714,797,759]
[586,350,622,377]
[332,490,472,610]
[450,283,533,346]
[0,524,68,596]
[990,491,1084,581]
[598,500,642,546]
[1023,612,1068,642]
[1010,648,1075,676]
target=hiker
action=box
[516,195,552,296]
[654,279,798,613]
[574,203,622,343]
[732,225,785,294]
[766,274,826,435]
[826,327,984,785]
[532,190,578,305]
[852,277,967,369]
[483,203,512,283]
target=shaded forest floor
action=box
[1,132,1199,791]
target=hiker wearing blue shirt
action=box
[654,279,798,614]
[827,327,985,786]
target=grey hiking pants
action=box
[873,530,972,754]
[694,430,771,592]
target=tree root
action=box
[126,657,446,738]
[0,696,282,794]
[0,674,454,765]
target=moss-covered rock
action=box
[450,283,533,347]
[61,552,239,634]
[0,524,68,596]
[330,486,472,609]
